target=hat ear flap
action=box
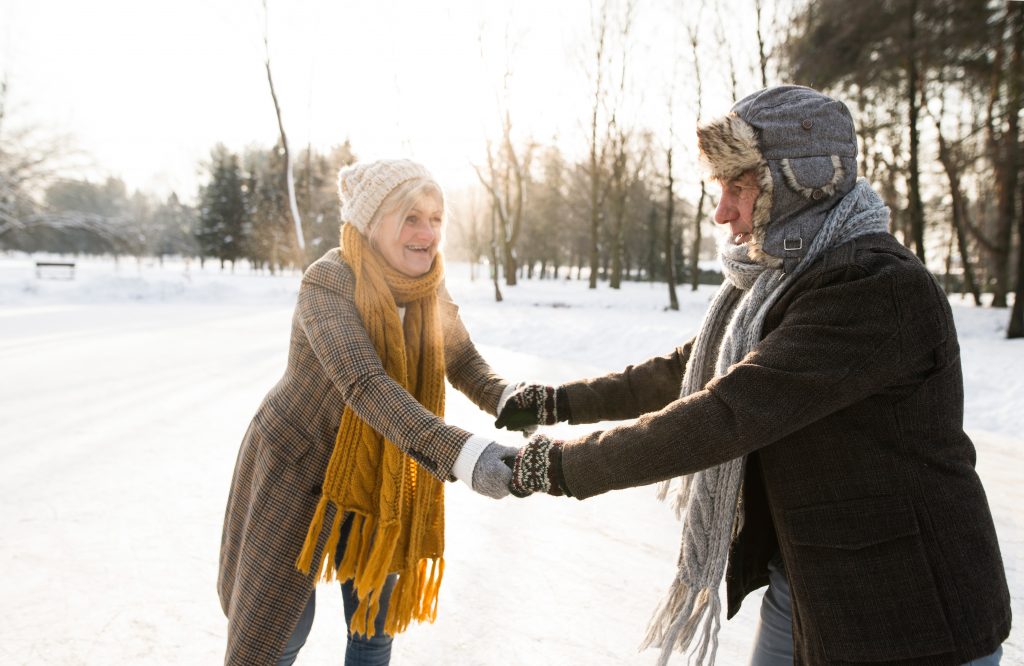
[697,113,762,182]
[779,155,844,201]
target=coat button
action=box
[310,484,321,496]
[812,188,825,200]
[801,119,813,130]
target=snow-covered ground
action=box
[0,253,1020,665]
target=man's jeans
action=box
[277,515,398,666]
[749,553,1003,666]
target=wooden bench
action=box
[35,261,76,280]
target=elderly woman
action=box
[218,159,518,666]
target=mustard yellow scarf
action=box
[296,223,446,637]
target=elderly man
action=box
[498,86,1010,665]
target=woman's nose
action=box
[415,223,437,244]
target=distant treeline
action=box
[0,141,356,273]
[1,0,1021,334]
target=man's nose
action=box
[714,194,733,225]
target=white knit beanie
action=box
[337,159,433,235]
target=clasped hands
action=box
[470,383,570,499]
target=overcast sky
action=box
[0,0,757,203]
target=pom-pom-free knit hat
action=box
[337,159,433,235]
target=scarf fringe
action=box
[641,580,722,666]
[384,555,445,635]
[295,494,330,574]
[294,500,443,638]
[655,476,694,521]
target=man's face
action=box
[714,170,760,246]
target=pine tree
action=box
[197,145,247,270]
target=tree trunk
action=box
[1007,2,1024,336]
[502,242,517,286]
[609,159,626,289]
[906,0,926,264]
[690,182,707,291]
[490,205,503,302]
[587,16,607,291]
[588,150,601,290]
[262,1,305,267]
[935,124,982,305]
[665,147,679,311]
[987,7,1014,307]
[645,205,656,282]
[755,0,769,88]
[1010,176,1024,336]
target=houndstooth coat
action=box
[217,249,507,665]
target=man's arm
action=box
[559,262,935,499]
[560,341,694,424]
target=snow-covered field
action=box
[0,253,1020,665]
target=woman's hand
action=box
[495,383,568,433]
[509,434,571,498]
[470,442,519,499]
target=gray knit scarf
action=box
[641,180,890,665]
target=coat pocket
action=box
[252,407,316,464]
[784,495,954,662]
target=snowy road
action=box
[0,258,1019,665]
[0,303,759,665]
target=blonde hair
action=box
[367,178,447,248]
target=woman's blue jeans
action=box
[277,514,398,666]
[749,553,1003,666]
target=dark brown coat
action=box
[217,249,506,665]
[560,234,1011,665]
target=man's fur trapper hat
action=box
[697,85,859,271]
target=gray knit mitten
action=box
[495,383,569,432]
[471,442,519,499]
[509,434,571,498]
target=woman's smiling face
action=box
[372,194,444,277]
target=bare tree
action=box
[755,0,770,88]
[933,118,982,305]
[585,0,614,289]
[607,0,638,289]
[713,4,739,102]
[473,115,531,288]
[0,77,112,248]
[473,21,536,290]
[664,108,680,310]
[489,197,503,301]
[1006,2,1024,336]
[905,0,927,263]
[687,1,710,292]
[262,0,305,267]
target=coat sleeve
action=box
[297,260,472,480]
[438,282,509,415]
[561,260,939,499]
[559,341,693,424]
